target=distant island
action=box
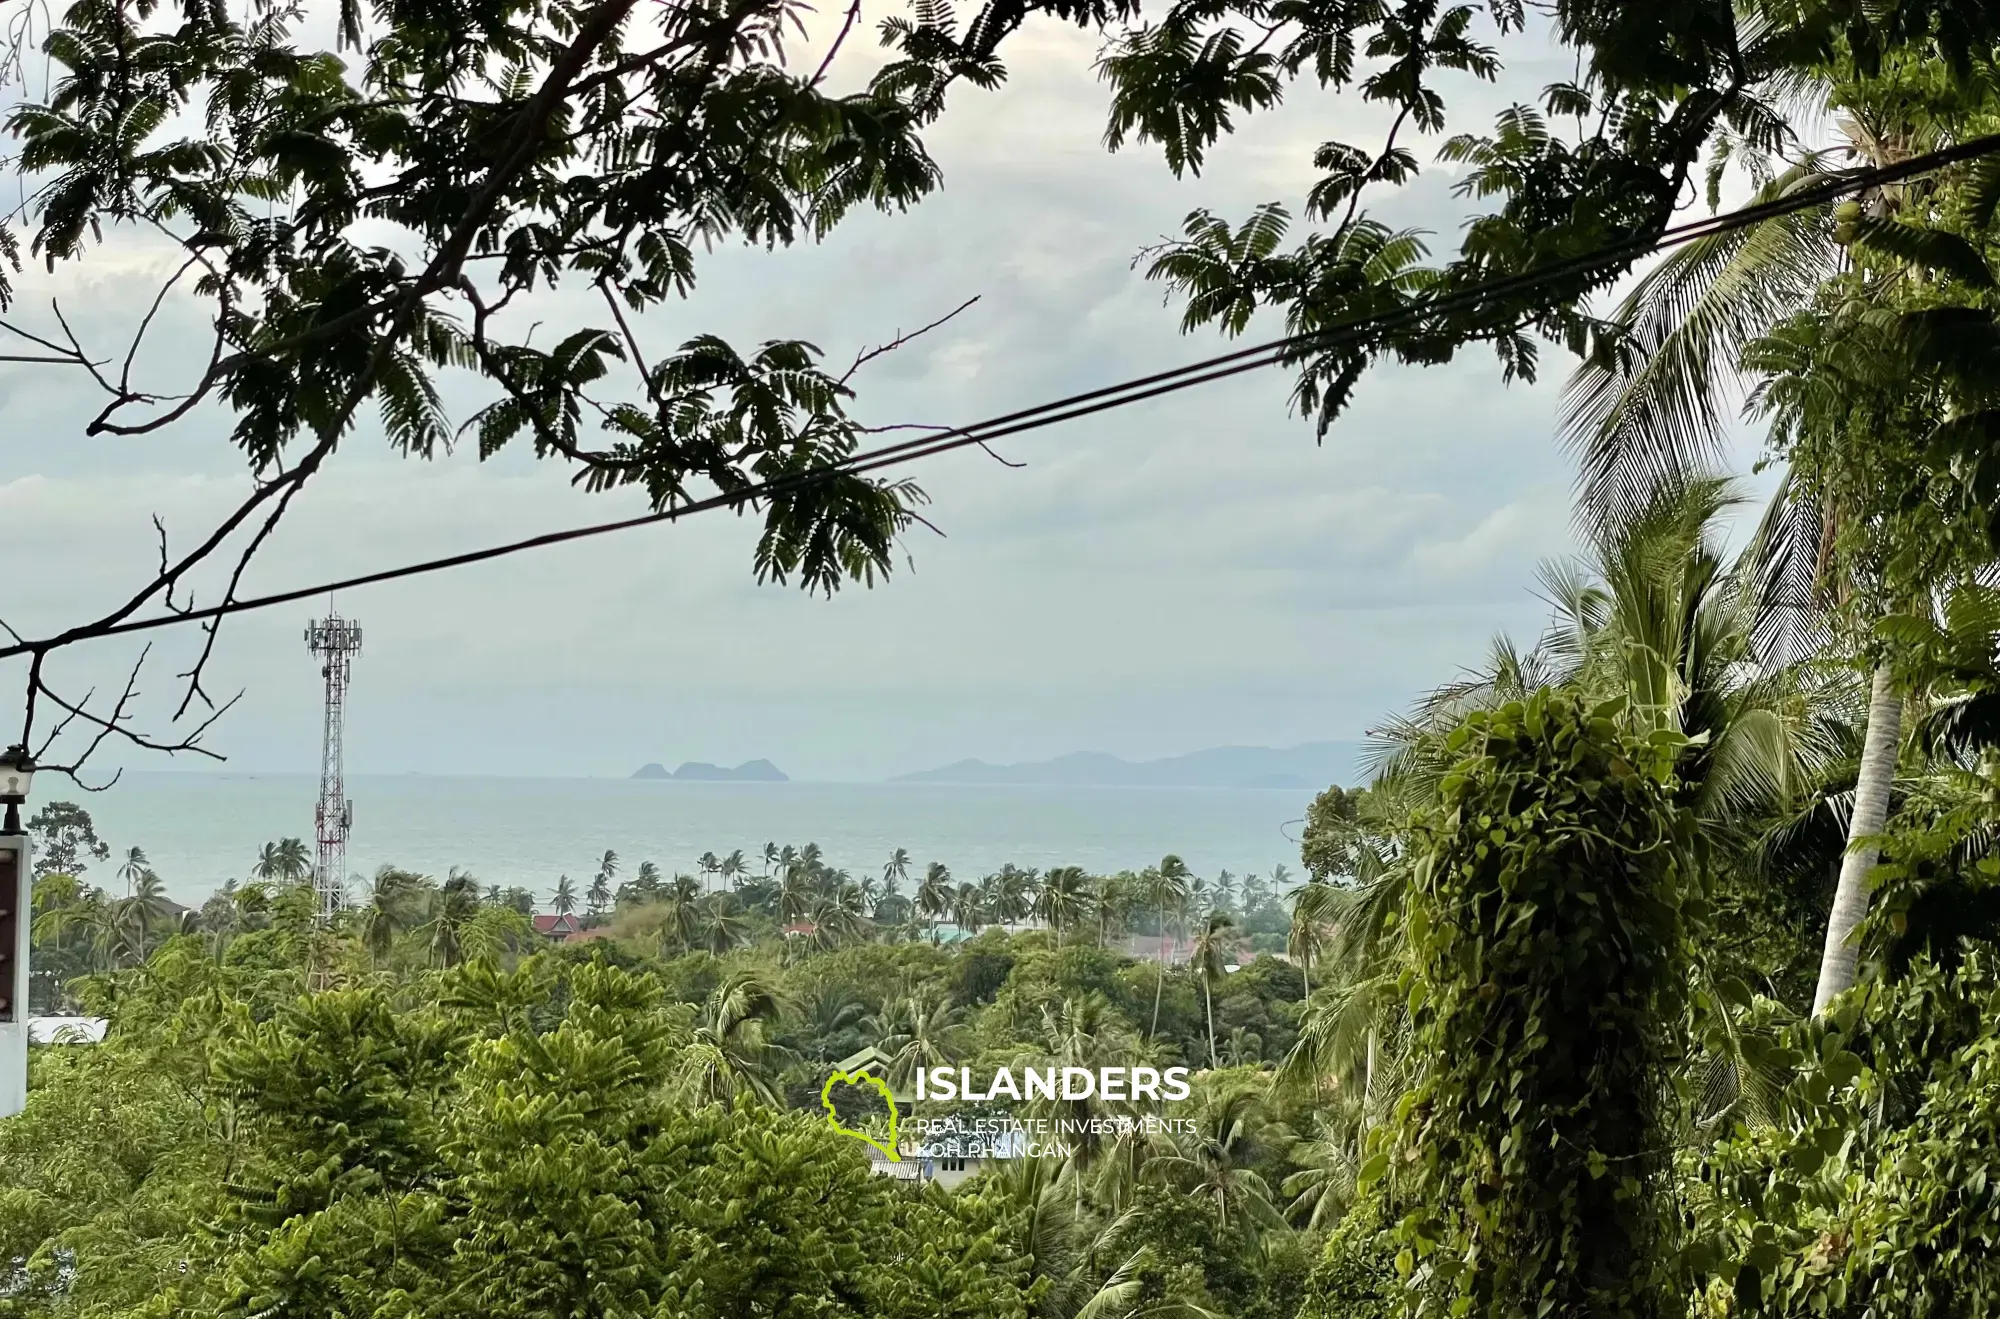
[890,741,1363,790]
[631,759,789,782]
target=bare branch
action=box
[809,0,862,88]
[599,278,654,395]
[171,463,315,720]
[839,294,980,387]
[31,644,240,773]
[860,419,1024,467]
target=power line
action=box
[9,129,2000,658]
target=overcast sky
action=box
[0,8,1770,783]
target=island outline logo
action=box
[821,1068,900,1162]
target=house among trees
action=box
[532,913,584,941]
[826,1047,1027,1189]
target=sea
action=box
[59,773,1318,907]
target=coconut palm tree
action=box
[254,839,310,883]
[720,848,747,889]
[679,970,795,1107]
[1287,878,1338,1000]
[776,864,816,927]
[661,874,703,953]
[1092,873,1130,948]
[808,880,871,951]
[1144,857,1192,1036]
[761,842,778,880]
[977,864,1035,928]
[358,867,424,965]
[1149,1083,1283,1236]
[875,991,967,1090]
[696,892,750,955]
[882,847,911,900]
[697,850,721,891]
[551,875,578,917]
[1554,97,1992,1015]
[589,850,619,915]
[1190,910,1237,1068]
[111,870,175,962]
[1282,1113,1363,1230]
[115,846,148,899]
[423,872,482,967]
[1034,866,1093,945]
[916,862,951,943]
[949,881,985,936]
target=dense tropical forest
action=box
[11,0,2000,1308]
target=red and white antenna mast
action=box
[305,609,362,924]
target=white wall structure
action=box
[0,835,29,1119]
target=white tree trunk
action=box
[1811,663,1902,1016]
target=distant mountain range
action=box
[632,760,789,782]
[890,742,1364,790]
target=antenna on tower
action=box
[304,608,362,925]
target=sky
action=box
[0,6,1770,784]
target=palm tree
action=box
[1287,878,1338,999]
[590,849,619,915]
[696,892,749,955]
[1555,107,1975,1015]
[882,847,911,900]
[1190,910,1237,1068]
[987,864,1036,928]
[875,991,966,1090]
[1092,873,1130,948]
[916,862,951,943]
[808,880,872,951]
[720,848,747,889]
[109,870,175,964]
[358,867,423,965]
[697,850,721,891]
[1145,856,1192,1036]
[661,874,703,954]
[423,872,482,967]
[679,971,795,1107]
[115,846,148,899]
[254,838,311,884]
[949,881,984,936]
[760,842,778,880]
[777,864,816,926]
[551,875,578,917]
[1150,1083,1283,1236]
[1282,1114,1363,1230]
[1034,866,1093,945]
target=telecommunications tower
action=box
[305,610,362,924]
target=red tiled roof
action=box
[534,914,582,935]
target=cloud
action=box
[0,6,1650,784]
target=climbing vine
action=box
[1372,690,1700,1319]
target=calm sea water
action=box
[60,773,1317,906]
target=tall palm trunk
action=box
[1149,902,1170,1036]
[1811,663,1902,1015]
[1203,975,1218,1068]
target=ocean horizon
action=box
[53,771,1319,906]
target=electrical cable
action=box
[9,129,2000,657]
